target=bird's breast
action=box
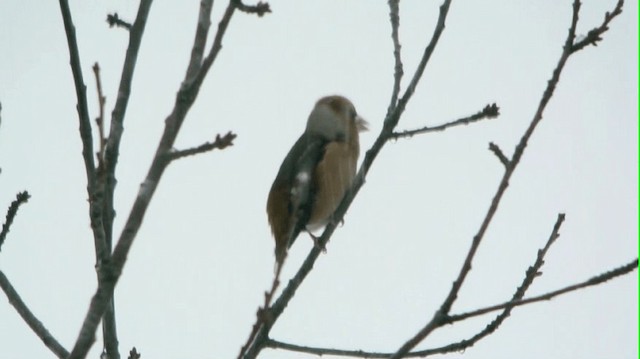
[306,140,358,230]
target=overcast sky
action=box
[0,1,637,358]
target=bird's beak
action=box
[356,115,369,132]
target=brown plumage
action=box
[266,95,367,266]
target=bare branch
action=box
[571,0,624,53]
[58,0,109,264]
[167,132,237,161]
[386,0,403,118]
[106,13,132,30]
[0,191,30,251]
[267,213,565,358]
[391,103,499,140]
[488,142,509,168]
[265,257,637,359]
[233,0,271,17]
[240,2,454,358]
[391,0,625,356]
[92,62,107,166]
[185,0,214,82]
[448,258,638,324]
[66,1,154,357]
[68,1,248,357]
[237,257,285,359]
[0,271,69,359]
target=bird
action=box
[266,95,368,267]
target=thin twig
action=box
[570,0,624,53]
[92,62,107,166]
[488,142,509,168]
[390,103,499,140]
[167,132,237,161]
[0,271,69,359]
[237,257,285,359]
[128,347,141,359]
[233,0,271,17]
[448,258,638,323]
[390,1,624,357]
[107,13,132,30]
[0,191,30,251]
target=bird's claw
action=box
[308,232,327,253]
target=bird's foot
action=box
[308,231,327,253]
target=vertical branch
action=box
[67,2,241,358]
[185,0,214,81]
[58,0,109,264]
[92,63,107,165]
[386,0,403,118]
[100,3,153,358]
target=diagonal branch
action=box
[390,103,499,140]
[239,2,454,358]
[0,271,69,359]
[390,1,625,357]
[266,213,565,358]
[0,191,30,251]
[447,257,638,324]
[265,257,637,358]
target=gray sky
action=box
[0,1,637,358]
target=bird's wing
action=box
[285,134,327,249]
[267,133,328,259]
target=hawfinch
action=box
[267,95,368,265]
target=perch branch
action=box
[267,213,565,358]
[239,2,453,358]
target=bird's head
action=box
[305,95,368,142]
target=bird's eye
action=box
[349,108,357,120]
